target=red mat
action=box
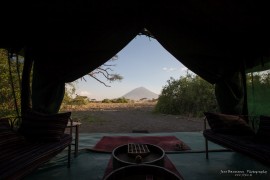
[103,155,184,179]
[92,136,191,152]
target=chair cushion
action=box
[256,115,270,141]
[18,110,71,142]
[203,129,270,165]
[204,112,255,135]
[0,134,72,179]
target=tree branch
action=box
[86,55,122,87]
[88,74,111,87]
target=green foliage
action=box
[111,97,129,103]
[0,49,23,117]
[102,97,129,103]
[61,83,76,106]
[155,74,218,117]
[246,71,270,116]
[72,95,89,105]
[102,98,111,103]
[61,83,89,109]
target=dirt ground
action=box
[66,102,208,133]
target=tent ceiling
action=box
[1,1,269,81]
[1,1,269,114]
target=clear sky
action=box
[74,35,189,100]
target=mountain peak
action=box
[122,87,159,100]
[134,86,148,90]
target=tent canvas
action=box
[0,1,269,115]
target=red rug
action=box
[92,136,191,152]
[103,155,184,179]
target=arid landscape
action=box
[64,102,208,133]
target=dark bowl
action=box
[112,144,165,170]
[103,164,183,180]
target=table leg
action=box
[205,138,209,159]
[75,125,79,157]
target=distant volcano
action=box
[122,87,159,100]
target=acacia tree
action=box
[84,55,123,87]
[62,55,123,107]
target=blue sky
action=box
[74,35,189,100]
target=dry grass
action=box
[63,102,157,111]
[63,102,206,133]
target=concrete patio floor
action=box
[25,132,270,180]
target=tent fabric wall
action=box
[1,1,269,114]
[31,18,143,113]
[215,72,245,115]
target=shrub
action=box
[111,97,129,103]
[155,74,218,117]
[102,99,111,103]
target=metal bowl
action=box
[103,164,182,180]
[112,144,165,170]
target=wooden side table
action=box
[67,121,82,157]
